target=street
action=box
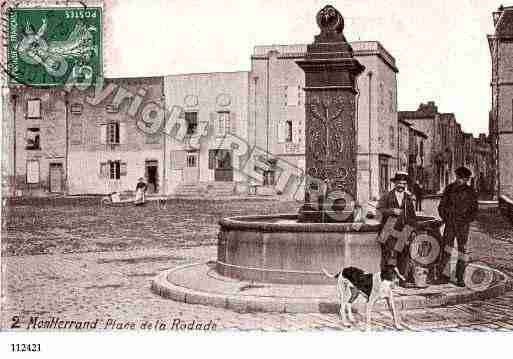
[1,197,513,331]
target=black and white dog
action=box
[323,266,405,331]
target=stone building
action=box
[66,77,165,195]
[163,71,250,196]
[399,102,466,194]
[488,5,513,218]
[162,42,400,202]
[3,77,165,196]
[472,134,493,195]
[248,42,399,203]
[5,88,68,196]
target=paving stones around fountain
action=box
[152,261,512,314]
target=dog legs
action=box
[337,279,350,326]
[365,291,380,332]
[386,292,402,330]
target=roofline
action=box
[252,41,399,73]
[164,70,250,78]
[104,76,163,81]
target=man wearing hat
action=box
[438,166,478,286]
[377,171,417,282]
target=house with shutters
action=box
[161,42,401,201]
[163,71,250,196]
[5,87,68,196]
[66,76,165,195]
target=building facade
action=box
[164,71,250,196]
[4,77,165,196]
[250,42,400,203]
[489,5,513,218]
[160,42,400,202]
[67,77,165,195]
[399,102,468,194]
[6,88,68,196]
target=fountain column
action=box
[297,5,365,223]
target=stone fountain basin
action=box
[217,214,442,285]
[216,214,383,285]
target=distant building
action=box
[397,118,427,188]
[399,102,467,194]
[488,5,513,219]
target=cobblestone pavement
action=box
[1,198,513,332]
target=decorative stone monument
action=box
[297,5,364,223]
[214,6,382,284]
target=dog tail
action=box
[322,268,339,278]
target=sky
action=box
[1,0,503,136]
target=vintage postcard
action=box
[1,0,513,355]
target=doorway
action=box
[209,150,233,182]
[183,152,200,183]
[49,163,63,193]
[145,160,159,193]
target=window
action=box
[263,170,275,186]
[185,112,198,135]
[107,123,120,144]
[187,154,197,168]
[70,103,83,115]
[379,155,389,195]
[26,128,41,150]
[217,111,231,136]
[26,160,40,184]
[110,160,121,179]
[278,120,294,143]
[389,126,395,149]
[388,90,394,113]
[286,121,293,142]
[100,160,126,179]
[106,104,119,113]
[27,99,41,119]
[398,126,403,150]
[70,122,83,145]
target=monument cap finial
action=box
[315,5,346,42]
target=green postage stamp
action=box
[7,7,102,86]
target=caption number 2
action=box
[11,316,21,329]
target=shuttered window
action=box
[27,99,41,119]
[217,111,231,135]
[170,151,186,170]
[70,122,82,145]
[27,160,40,184]
[100,123,125,145]
[286,121,293,142]
[99,161,127,179]
[185,112,198,135]
[100,162,109,178]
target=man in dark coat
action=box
[412,180,424,212]
[438,166,478,286]
[377,172,417,282]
